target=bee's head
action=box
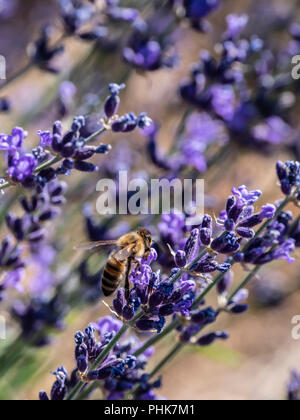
[137,228,152,249]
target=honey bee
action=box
[75,228,152,300]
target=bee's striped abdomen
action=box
[101,256,126,297]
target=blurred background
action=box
[0,0,299,400]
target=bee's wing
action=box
[113,243,136,261]
[74,240,118,251]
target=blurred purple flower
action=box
[0,127,27,156]
[225,14,249,39]
[252,117,294,145]
[180,112,229,172]
[7,154,37,182]
[287,370,300,400]
[210,84,236,121]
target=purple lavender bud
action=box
[244,247,264,263]
[228,204,244,223]
[135,318,156,332]
[62,131,74,145]
[74,331,84,345]
[191,307,216,325]
[217,271,233,295]
[276,161,300,195]
[210,233,225,252]
[281,179,292,195]
[28,229,45,243]
[184,0,220,19]
[169,289,182,303]
[76,355,88,373]
[148,291,164,308]
[123,305,134,321]
[175,250,187,268]
[216,262,232,273]
[276,161,288,181]
[113,298,124,317]
[113,289,126,315]
[0,97,10,112]
[159,304,174,316]
[169,269,181,284]
[86,370,100,381]
[74,147,95,161]
[50,374,67,400]
[105,95,120,119]
[287,369,300,400]
[50,181,67,197]
[224,219,235,231]
[154,315,166,334]
[201,214,212,229]
[230,304,249,314]
[184,228,199,262]
[71,116,85,133]
[238,205,275,230]
[110,118,127,132]
[39,391,49,401]
[87,368,112,381]
[259,204,276,220]
[53,121,63,136]
[137,113,153,129]
[122,120,137,132]
[236,227,255,238]
[192,255,218,273]
[211,232,240,254]
[96,367,113,380]
[226,196,236,214]
[62,159,74,170]
[95,144,112,154]
[199,227,211,246]
[39,168,56,182]
[22,175,37,189]
[52,134,63,153]
[74,161,99,172]
[39,209,59,222]
[61,143,76,158]
[271,239,296,264]
[197,331,229,346]
[180,324,201,343]
[125,355,136,369]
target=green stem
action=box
[149,342,184,379]
[192,271,225,309]
[227,265,261,302]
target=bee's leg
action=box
[125,257,133,302]
[144,248,151,260]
